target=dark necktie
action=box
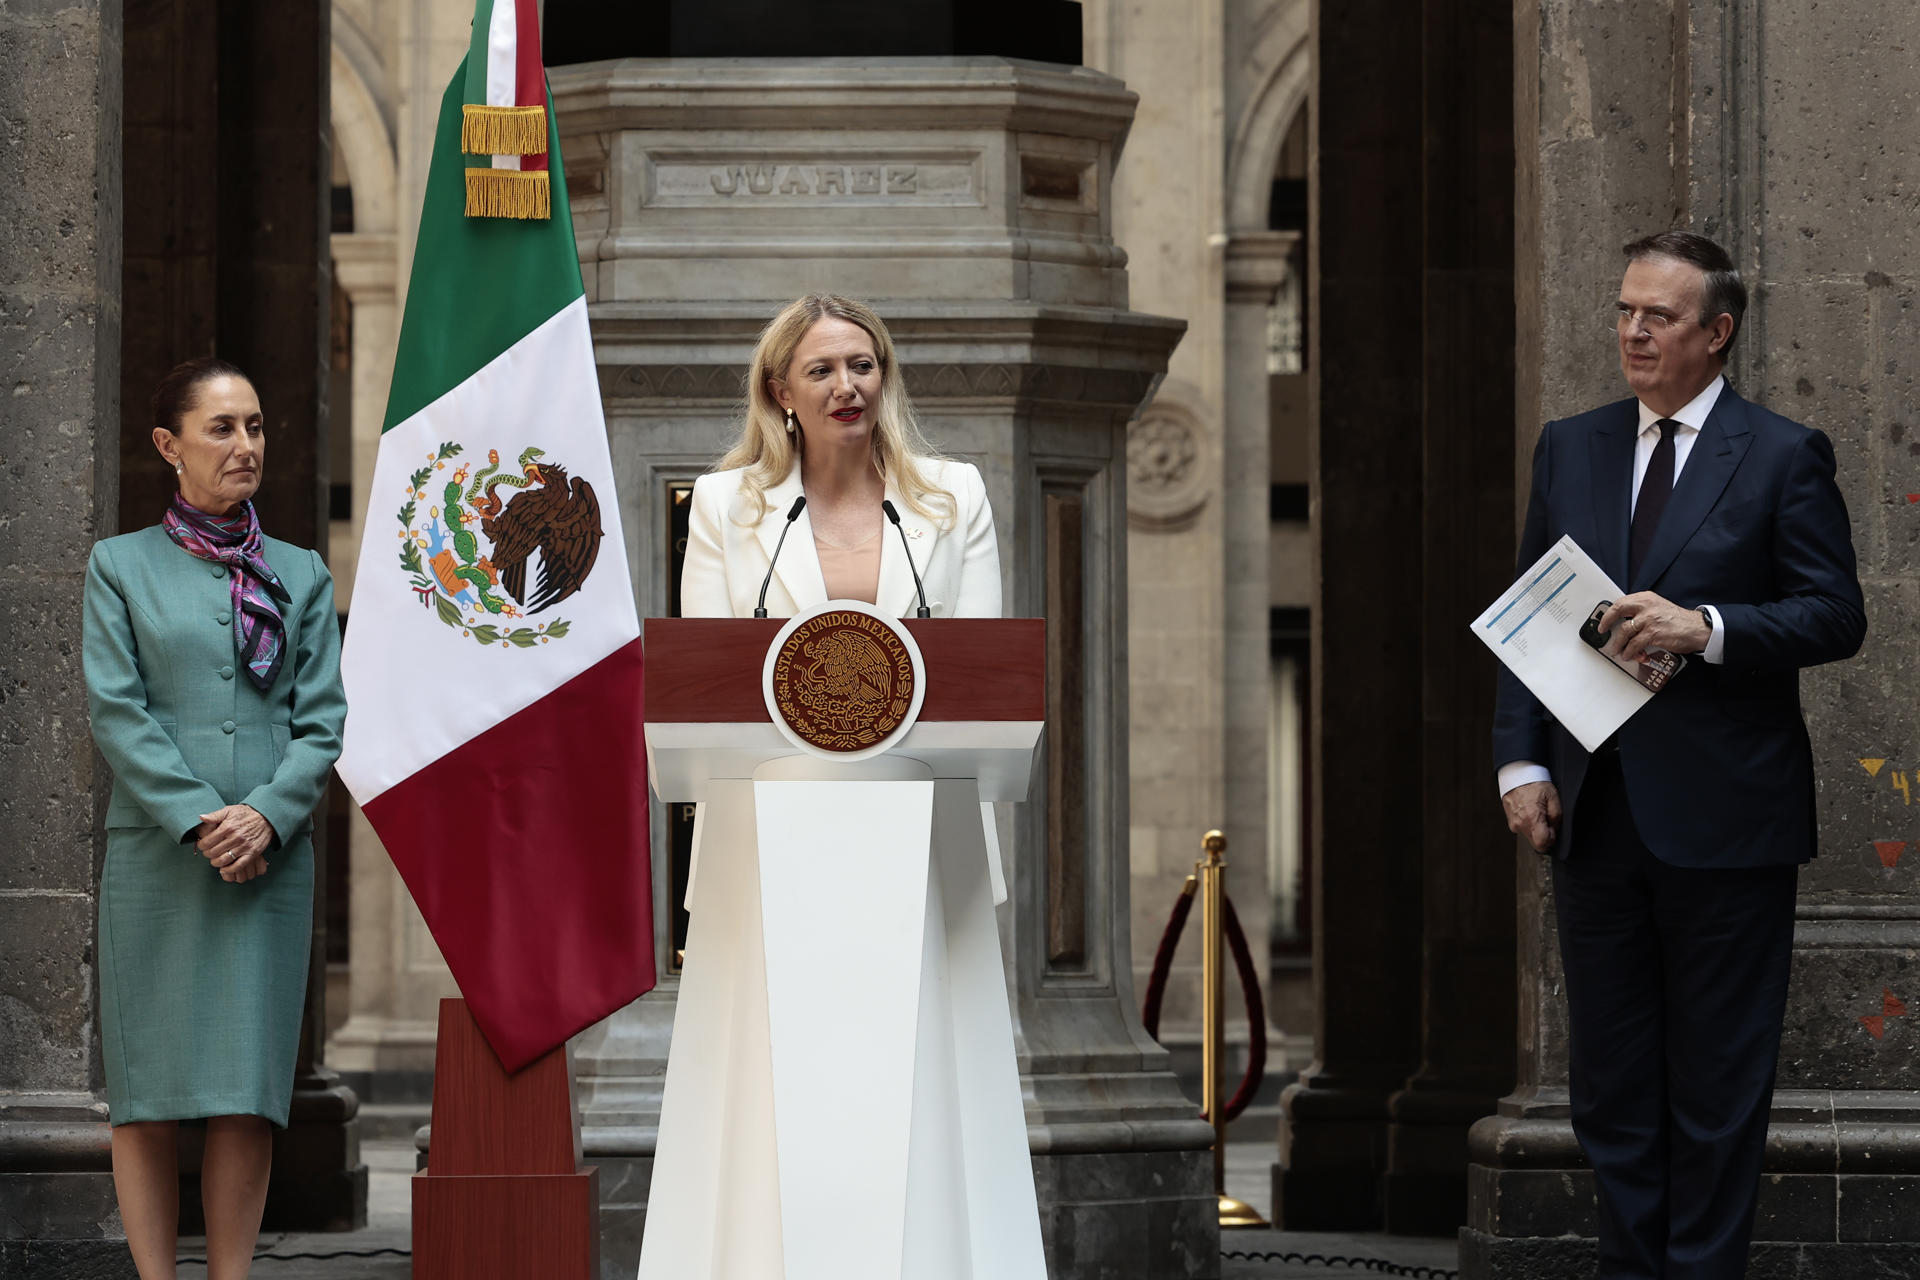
[1629,418,1679,583]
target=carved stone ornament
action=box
[762,602,927,761]
[1126,404,1213,530]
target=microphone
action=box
[754,496,807,617]
[882,500,931,618]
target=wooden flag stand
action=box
[413,998,599,1278]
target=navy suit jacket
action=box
[1492,383,1866,868]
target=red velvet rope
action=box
[1140,879,1195,1037]
[1216,892,1267,1122]
[1140,879,1268,1124]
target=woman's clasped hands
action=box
[194,804,276,882]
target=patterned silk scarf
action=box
[163,495,292,691]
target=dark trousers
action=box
[1552,750,1799,1280]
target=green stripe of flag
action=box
[382,56,583,432]
[462,0,497,107]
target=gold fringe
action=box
[464,168,552,220]
[461,104,548,157]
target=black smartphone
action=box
[1579,601,1612,651]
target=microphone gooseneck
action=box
[882,499,931,618]
[754,495,808,618]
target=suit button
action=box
[218,666,234,681]
[217,613,231,626]
[212,566,228,579]
[221,720,236,734]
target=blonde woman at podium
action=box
[643,294,1046,1280]
[679,293,999,618]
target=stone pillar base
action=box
[266,1068,367,1231]
[1461,1233,1920,1280]
[1272,1152,1381,1232]
[180,1069,367,1233]
[1382,1082,1505,1235]
[1465,1090,1920,1278]
[0,1101,135,1280]
[0,1238,137,1280]
[1273,1075,1397,1230]
[1034,1149,1217,1279]
[577,1143,650,1280]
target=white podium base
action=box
[637,763,1046,1280]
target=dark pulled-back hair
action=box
[1622,231,1748,361]
[151,356,250,434]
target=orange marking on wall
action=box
[1861,1015,1887,1039]
[1861,758,1887,777]
[1886,989,1908,1019]
[1874,841,1908,869]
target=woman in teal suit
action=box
[83,357,346,1279]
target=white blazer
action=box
[678,454,1009,905]
[679,456,1002,621]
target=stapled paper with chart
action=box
[1471,534,1684,752]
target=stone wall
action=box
[0,1,129,1274]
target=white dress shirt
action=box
[1498,375,1730,797]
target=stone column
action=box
[551,56,1213,1279]
[1275,0,1427,1232]
[1381,0,1517,1237]
[1221,231,1299,1031]
[1082,0,1240,1066]
[391,0,472,311]
[1465,2,1920,1274]
[0,2,128,1275]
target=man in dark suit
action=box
[1492,232,1866,1279]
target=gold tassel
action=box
[461,104,549,157]
[464,168,552,220]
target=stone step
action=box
[354,1102,430,1144]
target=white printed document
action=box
[1470,535,1682,752]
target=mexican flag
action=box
[338,1,653,1073]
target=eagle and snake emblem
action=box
[395,442,603,648]
[770,613,915,750]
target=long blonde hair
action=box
[717,294,955,526]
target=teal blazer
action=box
[84,525,346,844]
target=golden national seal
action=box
[768,611,916,752]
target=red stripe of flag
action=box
[365,637,652,1071]
[514,0,549,173]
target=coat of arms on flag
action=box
[395,443,603,645]
[338,0,653,1072]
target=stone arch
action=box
[1226,1,1310,235]
[330,7,397,234]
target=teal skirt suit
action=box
[83,525,346,1126]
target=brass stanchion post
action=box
[1199,829,1268,1229]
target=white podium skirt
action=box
[637,762,1047,1280]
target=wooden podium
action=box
[640,614,1049,1280]
[413,999,598,1279]
[643,617,1046,799]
